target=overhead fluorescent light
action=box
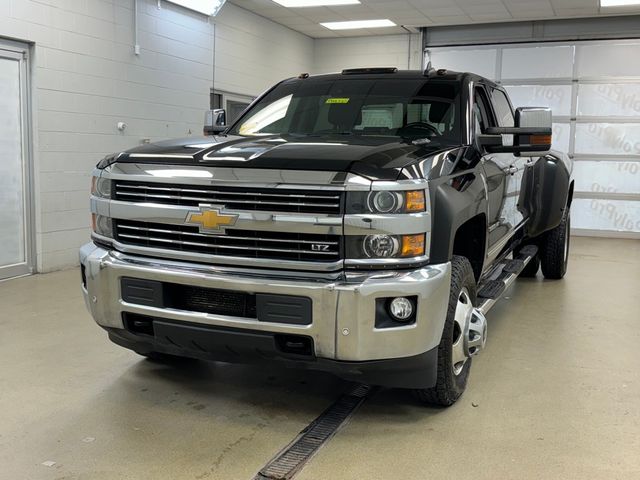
[273,0,360,6]
[165,0,227,16]
[321,19,396,30]
[600,0,640,6]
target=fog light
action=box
[389,297,413,321]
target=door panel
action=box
[482,156,509,248]
[483,153,521,251]
[0,44,32,279]
[473,85,521,257]
[490,87,528,232]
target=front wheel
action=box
[540,209,570,280]
[413,256,487,406]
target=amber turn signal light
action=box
[405,190,426,212]
[401,234,425,257]
[530,134,552,145]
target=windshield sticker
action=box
[325,98,350,104]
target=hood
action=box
[100,134,449,181]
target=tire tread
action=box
[540,210,570,280]
[413,255,476,406]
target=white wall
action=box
[1,0,313,272]
[313,33,422,74]
[214,5,314,96]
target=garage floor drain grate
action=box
[254,383,373,480]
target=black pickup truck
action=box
[81,67,573,406]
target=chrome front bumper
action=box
[80,242,451,363]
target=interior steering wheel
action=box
[399,122,441,137]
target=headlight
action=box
[91,176,111,198]
[347,190,426,214]
[91,214,112,238]
[368,191,402,213]
[347,233,426,259]
[363,234,399,258]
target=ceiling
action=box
[229,0,637,37]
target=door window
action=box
[473,87,494,135]
[491,88,515,146]
[491,89,515,127]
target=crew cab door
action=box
[489,87,529,231]
[473,85,524,258]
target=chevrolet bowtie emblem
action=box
[185,205,238,234]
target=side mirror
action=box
[514,107,552,155]
[204,109,227,135]
[483,107,552,156]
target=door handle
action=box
[504,165,518,175]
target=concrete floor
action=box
[1,236,639,480]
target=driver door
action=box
[473,85,521,260]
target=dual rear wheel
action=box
[519,209,571,280]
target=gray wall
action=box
[1,0,313,272]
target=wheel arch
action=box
[451,214,487,282]
[520,152,572,238]
[567,180,575,208]
[429,176,488,282]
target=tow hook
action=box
[464,308,487,357]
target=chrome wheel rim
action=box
[452,287,474,376]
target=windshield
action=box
[229,77,461,145]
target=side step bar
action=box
[477,245,538,315]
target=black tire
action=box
[519,255,540,277]
[540,209,570,280]
[413,255,476,406]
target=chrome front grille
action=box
[114,181,343,215]
[114,220,341,263]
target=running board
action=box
[477,245,538,315]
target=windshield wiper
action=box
[287,132,315,137]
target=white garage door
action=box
[428,40,640,237]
